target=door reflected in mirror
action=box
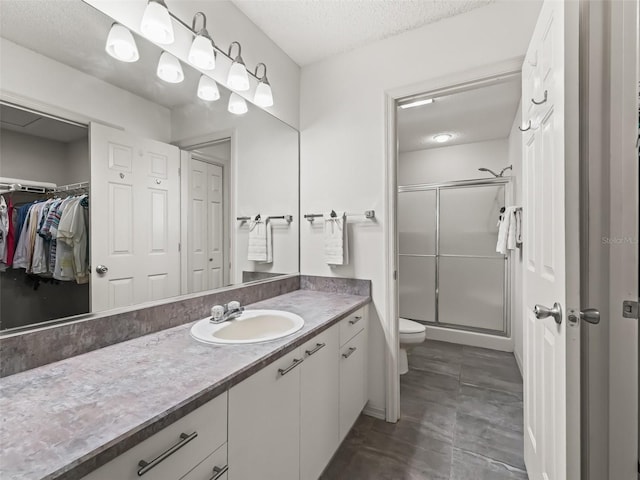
[0,0,299,332]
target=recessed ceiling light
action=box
[433,133,452,143]
[399,98,434,109]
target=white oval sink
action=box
[190,309,304,345]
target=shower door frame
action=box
[398,176,512,336]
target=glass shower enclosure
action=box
[398,177,510,335]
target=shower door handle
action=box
[534,302,562,325]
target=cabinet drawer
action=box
[180,443,228,480]
[339,308,366,347]
[82,393,228,480]
[339,330,367,442]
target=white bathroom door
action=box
[90,123,181,312]
[206,164,224,289]
[521,1,580,480]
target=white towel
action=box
[248,216,272,263]
[496,206,521,254]
[324,212,348,265]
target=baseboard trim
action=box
[363,403,386,421]
[514,350,523,377]
[424,325,514,352]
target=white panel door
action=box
[90,123,180,312]
[521,2,580,479]
[187,159,224,293]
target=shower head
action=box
[478,167,500,178]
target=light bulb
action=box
[197,75,220,101]
[254,80,273,107]
[433,133,452,143]
[157,52,184,83]
[140,0,174,45]
[105,24,139,62]
[188,34,216,70]
[227,60,250,91]
[228,92,248,115]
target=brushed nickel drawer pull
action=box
[305,342,326,356]
[348,316,362,325]
[342,347,357,359]
[210,465,229,480]
[278,358,303,376]
[137,431,198,476]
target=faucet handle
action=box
[211,305,225,321]
[227,300,241,311]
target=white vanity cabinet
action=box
[228,347,303,480]
[81,393,228,480]
[300,325,340,480]
[339,310,369,442]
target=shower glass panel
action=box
[397,179,509,335]
[398,256,436,322]
[440,185,504,257]
[439,257,505,331]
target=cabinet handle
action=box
[278,358,304,376]
[137,431,198,476]
[305,342,326,356]
[349,316,362,325]
[210,465,229,480]
[531,90,548,105]
[342,347,357,359]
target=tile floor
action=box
[321,340,527,480]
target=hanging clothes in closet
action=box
[2,194,89,284]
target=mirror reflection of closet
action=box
[0,103,90,329]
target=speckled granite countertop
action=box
[0,290,370,480]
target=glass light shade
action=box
[140,1,174,45]
[188,34,216,70]
[157,52,184,83]
[197,75,220,101]
[227,61,250,91]
[105,24,139,62]
[228,92,248,115]
[254,81,273,107]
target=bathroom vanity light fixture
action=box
[228,92,248,114]
[253,63,273,107]
[140,0,174,45]
[197,75,220,101]
[105,23,139,62]
[227,42,250,91]
[188,12,216,70]
[399,98,434,109]
[157,52,184,83]
[433,133,453,143]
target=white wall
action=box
[172,103,299,282]
[85,0,301,129]
[398,138,509,185]
[0,129,88,186]
[508,103,524,372]
[300,1,541,414]
[0,39,171,142]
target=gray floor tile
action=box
[322,340,526,479]
[453,412,525,470]
[450,448,528,480]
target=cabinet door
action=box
[300,325,339,480]
[339,329,367,442]
[228,348,302,480]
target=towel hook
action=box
[518,120,531,132]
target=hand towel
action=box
[248,216,272,263]
[324,211,348,265]
[515,208,523,246]
[496,206,521,254]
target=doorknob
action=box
[580,308,600,324]
[95,265,109,275]
[534,302,562,324]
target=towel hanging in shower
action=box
[496,206,522,254]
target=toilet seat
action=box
[399,318,426,344]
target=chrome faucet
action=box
[210,301,245,324]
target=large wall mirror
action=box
[0,0,299,332]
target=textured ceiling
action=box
[231,0,494,66]
[397,76,521,153]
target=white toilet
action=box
[399,318,427,375]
